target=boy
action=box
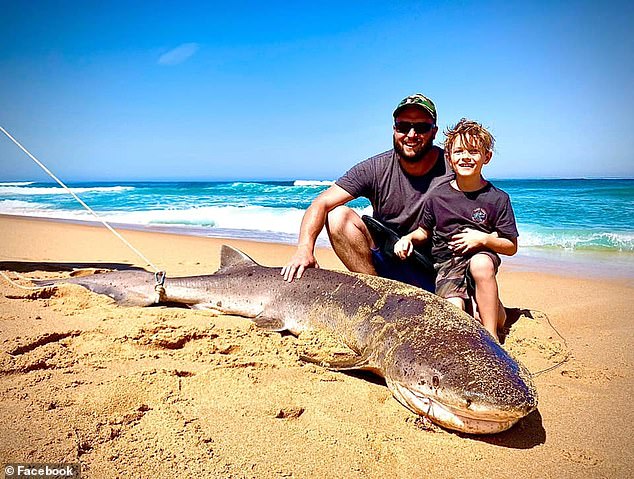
[394,118,518,341]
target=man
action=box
[281,93,453,290]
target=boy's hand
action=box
[393,237,413,260]
[449,228,489,254]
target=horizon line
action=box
[1,176,633,184]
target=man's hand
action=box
[281,184,354,282]
[448,228,489,255]
[281,246,320,282]
[393,237,414,260]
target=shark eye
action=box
[466,399,472,408]
[432,376,439,387]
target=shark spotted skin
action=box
[35,245,538,434]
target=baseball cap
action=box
[393,93,437,122]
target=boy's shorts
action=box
[434,252,501,300]
[371,247,436,292]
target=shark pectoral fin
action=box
[296,329,373,370]
[300,350,371,370]
[188,304,223,315]
[251,316,287,332]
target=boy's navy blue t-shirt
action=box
[420,181,518,262]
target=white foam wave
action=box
[0,199,52,211]
[519,228,634,252]
[227,182,262,189]
[0,181,35,186]
[293,180,334,186]
[145,206,305,234]
[0,185,135,195]
[0,203,372,239]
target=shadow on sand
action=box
[0,261,146,273]
[470,409,545,448]
[498,307,535,344]
[344,371,545,449]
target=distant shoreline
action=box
[2,213,632,282]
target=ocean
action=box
[1,178,633,278]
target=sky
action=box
[1,1,632,182]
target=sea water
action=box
[1,178,633,277]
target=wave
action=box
[0,203,371,240]
[226,182,267,189]
[518,226,634,252]
[0,181,35,186]
[0,185,135,195]
[0,199,52,211]
[293,180,334,186]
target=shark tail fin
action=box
[33,271,158,307]
[218,245,259,271]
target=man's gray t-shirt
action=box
[335,148,453,236]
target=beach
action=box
[1,214,633,478]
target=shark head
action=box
[382,314,538,434]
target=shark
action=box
[33,245,537,434]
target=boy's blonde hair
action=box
[444,118,495,155]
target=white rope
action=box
[0,270,49,290]
[0,126,162,273]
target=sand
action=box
[1,214,632,478]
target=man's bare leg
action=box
[326,206,377,275]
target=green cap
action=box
[393,93,437,122]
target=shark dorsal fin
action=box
[219,245,259,271]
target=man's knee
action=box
[325,206,353,233]
[469,254,496,281]
[325,207,376,274]
[326,206,368,240]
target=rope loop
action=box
[153,271,167,303]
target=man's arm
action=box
[281,184,355,281]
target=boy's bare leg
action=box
[469,294,506,329]
[326,206,377,275]
[469,254,503,341]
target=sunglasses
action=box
[394,121,435,135]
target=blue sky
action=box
[1,1,632,181]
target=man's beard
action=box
[393,136,434,163]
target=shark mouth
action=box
[387,380,527,435]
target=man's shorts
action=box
[371,247,436,292]
[434,252,501,300]
[362,215,436,292]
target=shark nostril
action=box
[432,376,439,387]
[466,399,472,408]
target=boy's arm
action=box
[394,227,430,260]
[449,229,518,256]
